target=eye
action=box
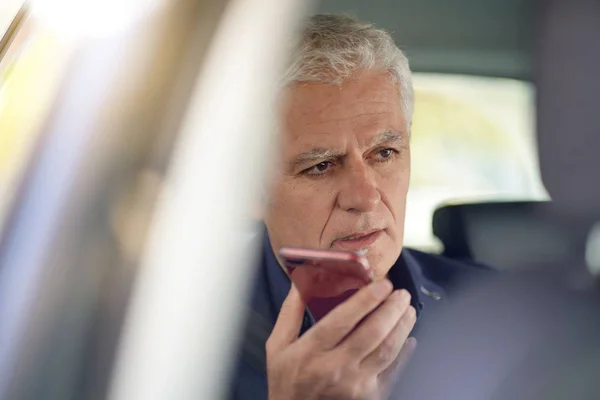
[314,162,330,171]
[303,161,333,176]
[374,148,398,161]
[379,149,394,158]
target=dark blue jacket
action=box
[228,230,491,399]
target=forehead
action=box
[281,70,405,146]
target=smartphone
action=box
[279,247,374,321]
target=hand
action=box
[266,280,417,400]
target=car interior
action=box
[316,0,552,267]
[0,0,599,399]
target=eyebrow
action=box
[367,130,406,148]
[288,130,406,171]
[288,148,345,171]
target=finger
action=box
[394,337,417,376]
[359,305,416,373]
[380,337,417,384]
[378,337,417,398]
[338,289,411,360]
[302,279,393,350]
[266,285,306,355]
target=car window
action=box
[405,73,548,252]
[0,12,74,229]
[0,0,24,39]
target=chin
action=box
[366,252,397,280]
[366,237,402,278]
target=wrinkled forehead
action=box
[281,70,402,113]
[279,71,406,145]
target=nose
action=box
[337,162,380,213]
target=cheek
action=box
[379,167,410,215]
[267,180,335,247]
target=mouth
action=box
[332,229,383,251]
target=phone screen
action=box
[279,247,373,321]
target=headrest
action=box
[432,201,574,270]
[536,0,600,218]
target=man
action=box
[229,14,489,400]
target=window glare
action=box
[405,73,548,252]
[0,0,24,39]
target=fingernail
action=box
[400,337,418,359]
[371,279,393,298]
[396,289,411,304]
[405,337,417,349]
[389,289,408,305]
[406,306,416,320]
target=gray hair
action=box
[282,14,414,126]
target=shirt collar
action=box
[261,229,444,320]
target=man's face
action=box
[265,70,410,279]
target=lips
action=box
[332,229,383,251]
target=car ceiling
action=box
[315,0,534,81]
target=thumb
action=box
[266,285,306,354]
